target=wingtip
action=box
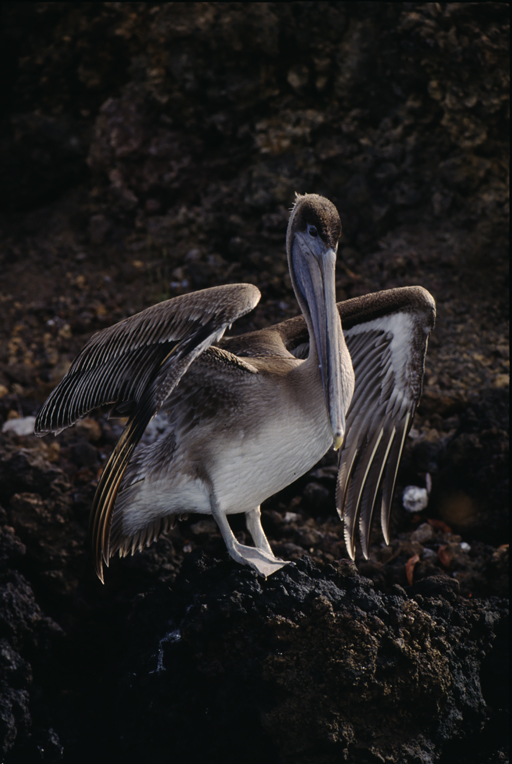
[344,526,356,561]
[33,415,45,437]
[360,533,370,560]
[95,553,110,584]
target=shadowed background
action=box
[0,4,508,763]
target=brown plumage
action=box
[35,194,435,581]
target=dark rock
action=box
[0,682,31,759]
[303,481,331,512]
[70,441,98,468]
[431,389,509,543]
[0,639,32,687]
[0,570,62,651]
[88,214,111,245]
[112,555,507,764]
[0,112,87,210]
[409,573,460,599]
[0,526,26,568]
[0,445,65,500]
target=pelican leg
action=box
[245,506,273,555]
[210,499,289,578]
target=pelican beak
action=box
[291,234,345,449]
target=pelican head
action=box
[287,194,346,449]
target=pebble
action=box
[283,512,301,524]
[76,418,102,442]
[2,416,37,436]
[402,486,429,513]
[411,522,435,544]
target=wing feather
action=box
[357,426,396,557]
[111,509,175,560]
[341,426,384,558]
[35,284,260,435]
[378,413,411,546]
[337,289,434,558]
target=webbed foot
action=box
[229,541,290,578]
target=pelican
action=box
[35,194,435,582]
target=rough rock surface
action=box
[0,3,508,763]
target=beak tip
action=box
[333,434,344,451]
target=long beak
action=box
[291,237,345,449]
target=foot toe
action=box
[230,543,290,578]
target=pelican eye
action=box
[307,224,318,238]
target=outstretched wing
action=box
[34,283,260,581]
[270,285,435,559]
[35,284,260,434]
[336,287,435,558]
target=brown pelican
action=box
[35,194,435,582]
